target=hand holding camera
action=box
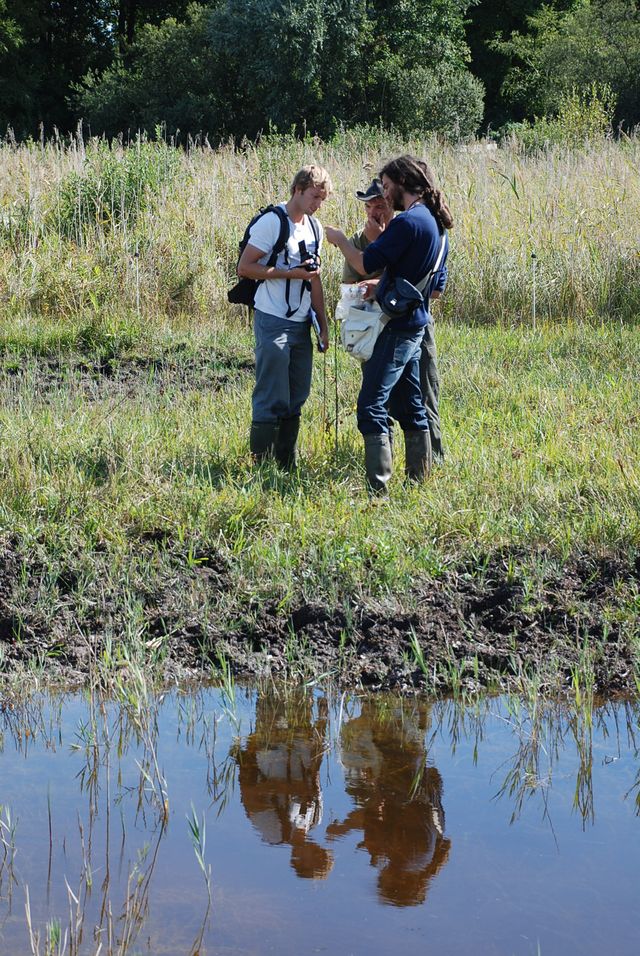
[300,254,320,272]
[290,240,321,277]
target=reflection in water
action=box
[233,691,333,879]
[0,690,209,956]
[0,688,638,955]
[327,699,451,906]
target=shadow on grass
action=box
[162,439,361,494]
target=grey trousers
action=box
[252,309,313,423]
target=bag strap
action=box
[415,232,447,296]
[253,205,291,309]
[266,205,290,267]
[308,214,320,252]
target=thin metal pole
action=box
[531,251,537,331]
[322,348,327,433]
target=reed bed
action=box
[1,130,639,331]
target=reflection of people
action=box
[237,165,332,468]
[341,179,394,284]
[327,700,451,906]
[327,156,452,490]
[233,691,333,880]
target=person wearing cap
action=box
[341,179,394,284]
[342,179,446,461]
[326,155,452,492]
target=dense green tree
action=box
[0,1,194,135]
[1,1,117,133]
[115,0,191,48]
[79,5,220,136]
[495,0,640,127]
[465,0,576,127]
[364,0,484,135]
[0,0,24,130]
[76,0,483,140]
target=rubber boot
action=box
[275,415,301,470]
[363,433,393,494]
[250,421,277,462]
[404,429,432,481]
[430,433,444,462]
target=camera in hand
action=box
[297,240,320,272]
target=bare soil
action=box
[0,346,254,403]
[1,536,637,695]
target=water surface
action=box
[0,687,638,954]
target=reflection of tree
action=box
[232,690,333,880]
[327,699,451,907]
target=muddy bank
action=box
[1,537,637,695]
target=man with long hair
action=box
[327,155,452,491]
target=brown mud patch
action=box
[0,537,638,695]
[0,347,253,403]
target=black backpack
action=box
[227,205,290,307]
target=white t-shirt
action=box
[248,204,323,322]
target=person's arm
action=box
[238,243,319,281]
[429,255,448,304]
[325,227,367,276]
[310,278,329,351]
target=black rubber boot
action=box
[404,429,432,481]
[275,416,301,470]
[430,435,444,462]
[250,421,278,462]
[363,433,393,494]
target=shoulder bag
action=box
[340,232,447,363]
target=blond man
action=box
[238,165,332,467]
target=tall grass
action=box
[1,129,639,330]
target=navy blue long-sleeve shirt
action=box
[362,203,448,331]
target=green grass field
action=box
[0,132,638,691]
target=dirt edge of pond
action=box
[1,540,638,696]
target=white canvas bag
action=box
[337,232,446,363]
[340,303,387,362]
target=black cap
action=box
[355,178,384,201]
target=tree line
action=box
[1,0,639,141]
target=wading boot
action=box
[250,421,277,463]
[404,429,432,481]
[363,433,393,494]
[430,434,444,462]
[275,415,301,470]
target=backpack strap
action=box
[252,205,291,306]
[284,213,321,319]
[266,205,290,268]
[308,214,320,253]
